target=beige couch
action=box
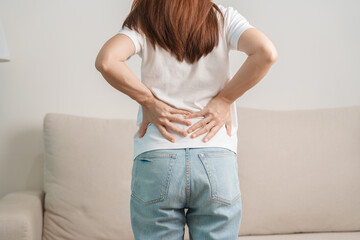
[1,106,360,240]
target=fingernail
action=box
[183,132,188,136]
[187,129,191,133]
[204,138,208,142]
[192,134,197,138]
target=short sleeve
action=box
[218,4,255,51]
[117,26,144,58]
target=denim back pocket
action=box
[131,150,178,205]
[198,148,241,205]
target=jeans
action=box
[130,147,242,240]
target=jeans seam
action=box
[135,153,177,159]
[186,148,190,207]
[198,154,216,201]
[162,155,177,200]
[213,192,241,205]
[205,152,235,156]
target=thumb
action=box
[139,121,149,138]
[225,120,232,136]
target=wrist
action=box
[215,93,234,105]
[138,94,155,108]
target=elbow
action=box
[258,44,278,64]
[95,58,110,73]
[95,56,123,73]
[267,49,278,63]
[95,51,113,72]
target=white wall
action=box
[0,0,359,198]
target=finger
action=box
[139,122,148,138]
[167,115,192,126]
[139,128,145,138]
[203,124,222,143]
[156,124,176,142]
[190,121,216,139]
[225,121,232,136]
[187,116,211,133]
[185,109,205,119]
[164,119,189,137]
[169,107,192,116]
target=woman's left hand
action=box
[185,96,232,142]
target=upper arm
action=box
[218,4,277,59]
[237,27,278,60]
[95,27,144,69]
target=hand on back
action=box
[139,95,193,142]
[185,96,232,142]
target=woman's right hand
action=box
[139,95,193,142]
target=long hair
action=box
[122,0,225,64]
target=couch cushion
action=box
[236,106,360,236]
[237,231,360,240]
[43,113,137,239]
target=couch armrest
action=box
[0,190,45,240]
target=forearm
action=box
[216,52,277,104]
[97,61,154,106]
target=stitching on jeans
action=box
[186,149,190,206]
[205,152,236,156]
[199,152,241,205]
[136,153,177,159]
[214,192,241,205]
[198,154,216,199]
[162,155,177,200]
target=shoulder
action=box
[215,4,236,17]
[215,3,247,23]
[118,25,146,46]
[119,26,145,41]
[117,25,146,57]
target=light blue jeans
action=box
[130,147,242,240]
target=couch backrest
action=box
[42,106,360,239]
[236,106,360,236]
[43,114,138,239]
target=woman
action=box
[95,0,277,239]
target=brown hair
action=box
[121,0,225,64]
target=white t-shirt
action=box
[117,4,255,160]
